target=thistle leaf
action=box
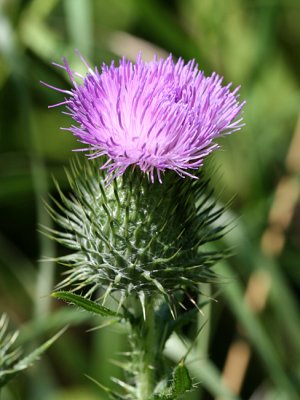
[12,327,67,372]
[172,361,192,395]
[52,291,121,318]
[0,314,66,387]
[151,361,192,399]
[85,374,124,400]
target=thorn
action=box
[116,291,126,314]
[187,292,204,316]
[102,284,113,306]
[138,291,146,320]
[178,301,188,311]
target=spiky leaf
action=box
[0,314,65,387]
[52,291,120,318]
[172,362,192,395]
[151,361,192,399]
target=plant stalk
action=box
[130,296,162,400]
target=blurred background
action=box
[0,0,299,399]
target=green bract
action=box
[45,158,226,312]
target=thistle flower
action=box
[44,53,245,309]
[44,53,246,400]
[43,53,245,182]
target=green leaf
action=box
[151,362,192,400]
[0,321,66,387]
[12,327,67,371]
[163,308,198,344]
[172,361,192,395]
[52,291,121,318]
[85,374,124,400]
[164,334,240,399]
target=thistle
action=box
[44,52,244,399]
[0,314,64,388]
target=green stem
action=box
[130,296,162,400]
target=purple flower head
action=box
[44,52,245,182]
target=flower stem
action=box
[130,296,162,400]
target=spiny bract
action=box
[45,159,226,306]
